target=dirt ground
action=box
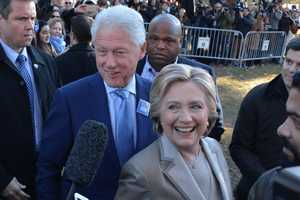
[214,63,281,189]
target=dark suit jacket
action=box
[56,43,97,85]
[136,56,215,79]
[136,55,224,140]
[37,73,157,200]
[0,45,59,198]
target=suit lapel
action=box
[27,46,47,67]
[136,56,146,75]
[201,139,231,200]
[159,136,206,200]
[27,47,48,112]
[0,44,19,73]
[87,74,120,169]
[0,45,47,116]
[87,74,112,131]
[135,75,152,152]
[177,56,184,64]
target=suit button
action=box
[20,81,25,86]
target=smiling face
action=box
[160,81,209,153]
[94,27,146,88]
[50,21,63,37]
[278,87,300,161]
[39,25,50,44]
[0,0,36,52]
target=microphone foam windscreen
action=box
[64,120,108,186]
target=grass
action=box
[216,63,282,140]
[214,63,282,187]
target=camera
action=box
[273,166,300,199]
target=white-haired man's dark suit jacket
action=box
[37,73,157,200]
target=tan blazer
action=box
[115,136,233,200]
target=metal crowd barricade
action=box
[240,31,286,67]
[180,26,244,62]
[143,23,287,67]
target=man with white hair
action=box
[37,5,157,200]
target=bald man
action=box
[136,13,225,141]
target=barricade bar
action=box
[144,23,286,67]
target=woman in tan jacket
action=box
[115,64,232,200]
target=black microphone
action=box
[64,120,108,200]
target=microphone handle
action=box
[66,183,76,200]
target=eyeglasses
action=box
[51,15,60,18]
[65,2,72,5]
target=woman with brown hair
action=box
[34,20,58,58]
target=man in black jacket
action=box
[56,15,97,85]
[136,13,225,140]
[0,0,59,199]
[248,70,300,200]
[235,7,255,36]
[230,37,300,200]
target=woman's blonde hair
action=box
[48,17,65,36]
[150,63,218,135]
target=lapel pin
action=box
[137,99,150,117]
[33,64,39,69]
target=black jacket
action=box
[235,13,255,36]
[136,55,224,141]
[56,43,97,85]
[0,45,59,199]
[230,74,289,200]
[136,55,216,79]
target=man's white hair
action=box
[91,5,146,46]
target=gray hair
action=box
[91,5,146,46]
[150,64,218,135]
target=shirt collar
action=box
[0,38,28,65]
[104,75,136,96]
[145,55,157,74]
[174,56,179,64]
[146,55,179,71]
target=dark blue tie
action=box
[16,54,35,122]
[113,89,135,166]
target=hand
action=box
[1,178,30,200]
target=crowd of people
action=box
[35,0,300,50]
[1,0,300,200]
